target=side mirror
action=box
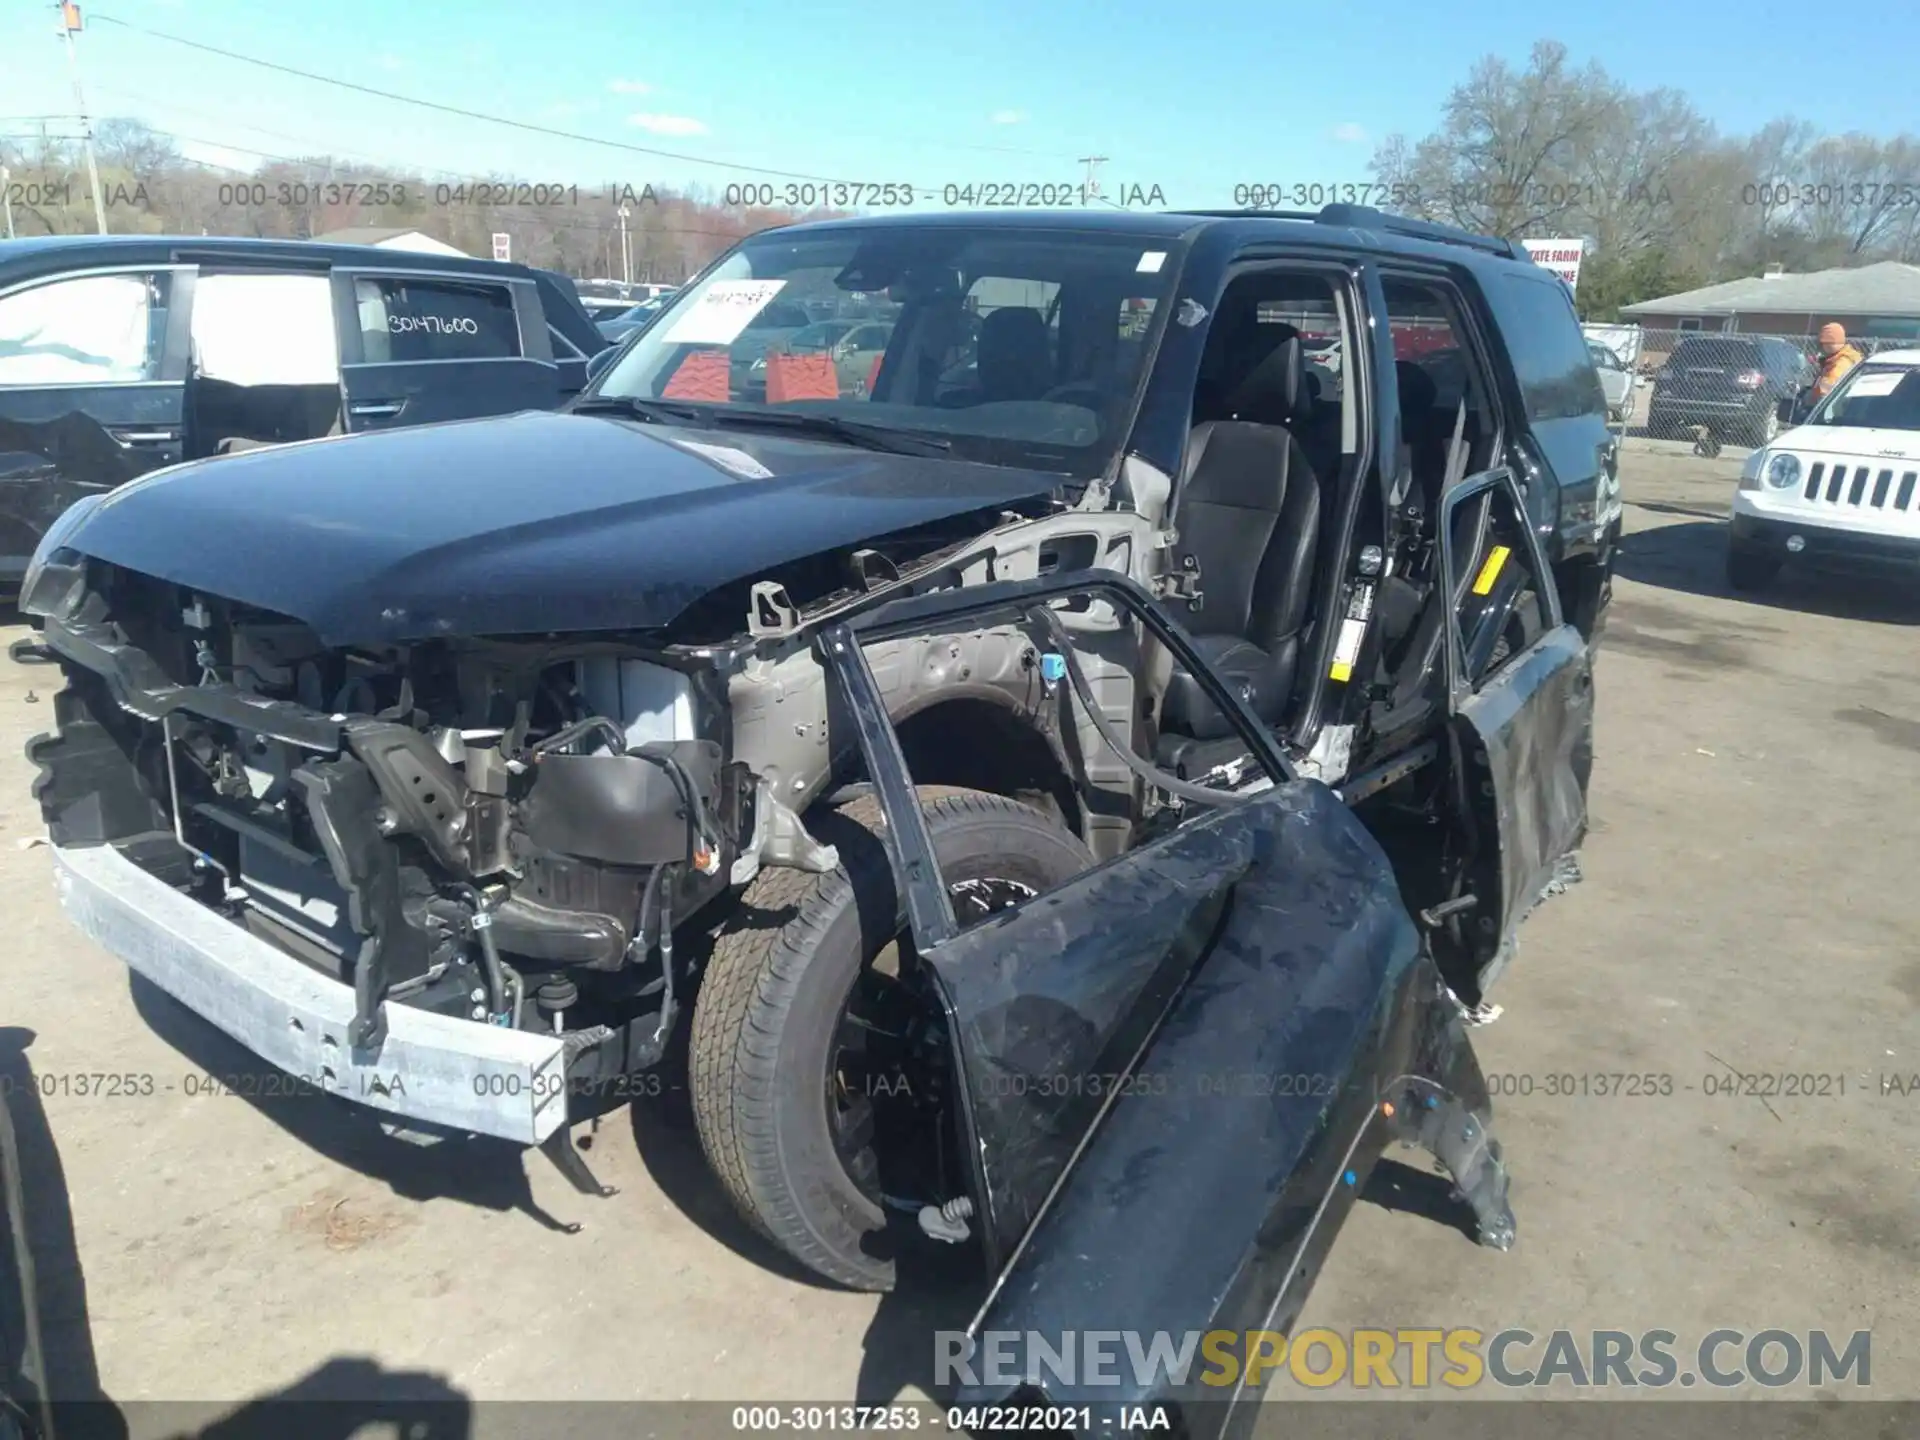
[586,346,619,384]
[1775,396,1795,423]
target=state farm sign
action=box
[1523,238,1585,292]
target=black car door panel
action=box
[0,265,192,572]
[1440,467,1592,989]
[331,268,563,431]
[922,784,1514,1435]
[813,572,1518,1440]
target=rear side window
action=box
[192,272,339,385]
[1669,336,1760,368]
[1492,272,1606,422]
[355,276,521,362]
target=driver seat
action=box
[977,307,1053,402]
[1158,333,1323,753]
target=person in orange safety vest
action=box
[1810,322,1865,401]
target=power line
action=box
[94,86,492,183]
[89,12,911,187]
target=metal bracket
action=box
[729,777,841,887]
[848,549,899,592]
[540,1126,618,1232]
[1153,553,1203,610]
[1391,1078,1515,1249]
[747,581,800,640]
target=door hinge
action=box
[1153,553,1202,610]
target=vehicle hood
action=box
[58,410,1062,645]
[1776,422,1920,464]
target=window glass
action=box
[191,272,339,386]
[1450,480,1553,689]
[1488,272,1606,422]
[0,272,166,386]
[354,276,521,362]
[597,225,1181,476]
[1809,365,1920,432]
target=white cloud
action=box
[608,78,653,95]
[989,109,1027,126]
[1330,122,1368,144]
[628,113,708,136]
[373,53,405,73]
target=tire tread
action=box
[689,785,1069,1289]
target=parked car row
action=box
[0,234,613,582]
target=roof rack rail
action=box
[1169,204,1524,260]
[1175,207,1325,224]
[1316,203,1524,259]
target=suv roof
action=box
[0,231,605,355]
[0,232,549,282]
[769,203,1539,274]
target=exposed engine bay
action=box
[28,499,1179,1094]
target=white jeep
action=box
[1729,349,1920,591]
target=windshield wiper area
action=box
[568,394,713,425]
[696,409,954,457]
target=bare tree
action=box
[93,117,180,177]
[1793,134,1920,255]
[1370,41,1615,237]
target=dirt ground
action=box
[4,431,1916,1429]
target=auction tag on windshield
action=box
[1136,250,1168,273]
[662,279,789,346]
[1843,370,1905,398]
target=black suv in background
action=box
[0,234,608,582]
[1646,333,1813,446]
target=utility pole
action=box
[57,1,108,233]
[1076,155,1107,205]
[617,203,632,286]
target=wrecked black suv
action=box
[21,204,1598,1389]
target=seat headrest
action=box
[1395,360,1438,440]
[978,307,1051,402]
[1220,332,1307,427]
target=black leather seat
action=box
[1159,333,1323,747]
[976,307,1052,402]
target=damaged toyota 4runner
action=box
[21,206,1600,1399]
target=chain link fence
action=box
[1631,327,1916,376]
[1585,326,1918,443]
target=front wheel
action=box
[689,786,1093,1291]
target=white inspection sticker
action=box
[1137,250,1168,274]
[1843,369,1906,398]
[662,279,789,346]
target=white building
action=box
[311,227,468,258]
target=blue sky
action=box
[4,0,1918,212]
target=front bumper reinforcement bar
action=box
[51,842,569,1145]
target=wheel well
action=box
[892,699,1083,838]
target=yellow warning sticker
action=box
[1328,616,1367,683]
[1472,545,1511,596]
